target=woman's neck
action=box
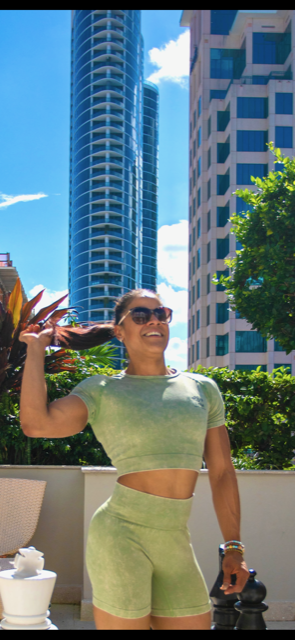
[125,358,170,377]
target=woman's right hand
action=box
[19,322,55,350]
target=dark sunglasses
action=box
[118,306,173,326]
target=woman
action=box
[19,288,249,631]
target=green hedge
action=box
[0,361,294,469]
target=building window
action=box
[217,169,230,195]
[193,227,196,246]
[236,197,254,216]
[210,47,246,79]
[208,179,211,200]
[194,110,197,129]
[207,305,210,326]
[198,187,201,208]
[236,331,267,353]
[215,269,229,291]
[192,285,195,304]
[253,27,291,65]
[197,340,200,360]
[208,116,211,138]
[198,96,202,118]
[189,205,192,223]
[237,130,268,152]
[188,347,191,366]
[207,273,211,294]
[189,319,191,337]
[217,205,230,227]
[208,210,211,231]
[217,105,230,131]
[189,262,191,281]
[197,248,201,269]
[217,236,230,260]
[193,198,196,217]
[237,164,268,185]
[192,344,195,362]
[216,334,229,356]
[276,93,293,115]
[211,10,238,36]
[206,337,210,358]
[193,256,196,275]
[189,233,192,252]
[207,242,211,263]
[217,302,229,324]
[274,339,284,352]
[237,97,268,119]
[197,310,200,330]
[208,147,211,169]
[197,279,200,299]
[197,217,201,238]
[275,127,293,148]
[198,126,202,147]
[190,178,192,195]
[217,136,230,163]
[198,156,202,178]
[194,139,197,158]
[192,314,195,334]
[211,89,227,100]
[193,168,196,187]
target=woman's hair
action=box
[50,289,162,350]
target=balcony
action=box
[0,465,293,629]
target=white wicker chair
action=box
[0,478,47,618]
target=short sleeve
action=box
[205,378,225,429]
[69,375,105,425]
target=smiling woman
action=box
[19,287,249,630]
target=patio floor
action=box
[48,605,295,630]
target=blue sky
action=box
[0,10,276,369]
[0,9,190,369]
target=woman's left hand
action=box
[220,550,250,595]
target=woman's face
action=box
[114,295,170,359]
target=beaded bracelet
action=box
[224,540,245,555]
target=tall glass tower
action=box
[69,10,158,364]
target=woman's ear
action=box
[113,325,123,343]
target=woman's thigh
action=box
[150,611,212,631]
[93,606,151,630]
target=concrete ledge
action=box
[51,585,82,605]
[80,600,94,622]
[264,602,295,622]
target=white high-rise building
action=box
[181,10,295,375]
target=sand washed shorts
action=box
[86,482,212,619]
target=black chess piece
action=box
[234,569,269,630]
[210,545,240,630]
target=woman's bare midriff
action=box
[117,469,199,500]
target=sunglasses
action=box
[118,306,173,326]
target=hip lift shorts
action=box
[86,482,212,619]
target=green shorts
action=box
[86,482,212,619]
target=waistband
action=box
[104,481,194,530]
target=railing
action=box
[0,254,12,267]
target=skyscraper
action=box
[69,10,158,364]
[181,10,295,375]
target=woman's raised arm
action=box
[19,325,88,438]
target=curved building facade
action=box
[142,81,159,291]
[69,9,147,364]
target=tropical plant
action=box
[0,278,78,398]
[212,143,295,355]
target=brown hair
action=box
[51,289,162,350]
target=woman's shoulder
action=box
[181,371,221,393]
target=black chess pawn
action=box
[234,569,269,630]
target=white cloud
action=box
[165,336,188,371]
[157,220,188,289]
[0,192,48,209]
[157,282,187,327]
[29,285,69,319]
[146,30,190,87]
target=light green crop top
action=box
[70,369,225,477]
